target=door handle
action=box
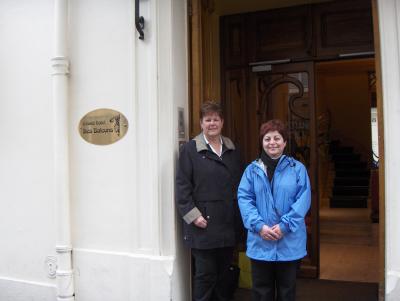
[135,0,145,40]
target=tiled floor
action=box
[319,206,379,283]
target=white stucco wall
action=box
[0,0,189,300]
[68,0,137,255]
[69,0,189,300]
[7,0,400,300]
[0,0,57,300]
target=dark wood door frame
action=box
[188,0,385,284]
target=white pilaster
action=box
[134,0,162,253]
[377,0,400,299]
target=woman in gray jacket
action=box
[176,101,242,301]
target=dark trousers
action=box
[250,259,299,301]
[192,247,234,301]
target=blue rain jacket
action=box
[238,155,311,261]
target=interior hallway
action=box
[319,206,379,283]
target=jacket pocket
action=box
[199,200,234,225]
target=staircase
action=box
[329,141,370,208]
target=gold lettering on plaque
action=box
[79,108,129,145]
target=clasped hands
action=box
[259,224,283,241]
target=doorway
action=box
[315,58,379,283]
[188,0,383,299]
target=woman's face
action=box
[200,112,223,139]
[262,130,287,159]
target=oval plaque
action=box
[79,108,128,145]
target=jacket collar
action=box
[253,155,294,174]
[193,133,235,153]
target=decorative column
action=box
[52,0,74,300]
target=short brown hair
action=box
[259,119,288,144]
[200,101,224,120]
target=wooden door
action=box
[225,62,319,277]
[314,0,374,58]
[247,5,313,62]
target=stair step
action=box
[331,153,361,161]
[332,185,369,196]
[329,145,354,154]
[328,141,370,208]
[334,161,367,169]
[330,196,368,208]
[330,202,368,209]
[331,195,368,201]
[335,169,370,177]
[334,177,369,186]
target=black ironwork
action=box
[258,75,307,121]
[258,74,311,167]
[317,110,332,159]
[135,0,145,40]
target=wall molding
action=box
[0,277,56,301]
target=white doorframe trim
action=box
[376,0,400,299]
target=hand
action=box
[271,224,283,239]
[259,225,280,241]
[193,216,208,229]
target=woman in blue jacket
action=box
[238,119,311,301]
